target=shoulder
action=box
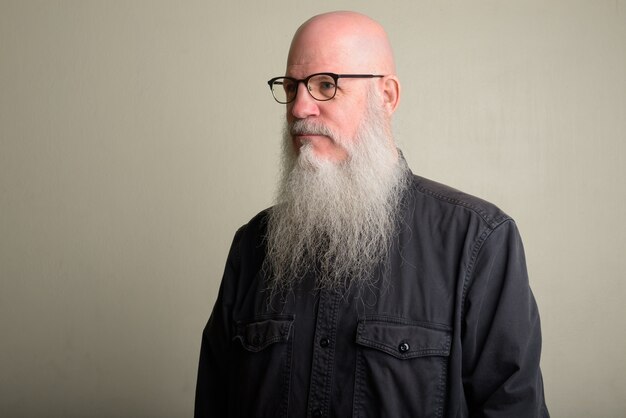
[222,209,272,277]
[406,174,512,229]
[232,208,270,247]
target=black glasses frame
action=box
[267,72,385,104]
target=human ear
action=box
[382,76,400,115]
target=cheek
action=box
[336,98,369,137]
[335,114,362,143]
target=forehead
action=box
[286,48,356,78]
[286,24,372,77]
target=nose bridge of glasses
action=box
[291,79,315,105]
[303,79,315,95]
[283,77,309,100]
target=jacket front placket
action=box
[306,288,341,418]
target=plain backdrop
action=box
[1,1,625,417]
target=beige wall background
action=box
[1,1,624,417]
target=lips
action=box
[292,129,326,138]
[292,130,328,147]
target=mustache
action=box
[289,119,336,140]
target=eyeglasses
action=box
[267,72,385,104]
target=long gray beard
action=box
[264,93,410,294]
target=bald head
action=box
[280,11,400,162]
[287,11,396,75]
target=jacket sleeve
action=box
[461,220,549,417]
[194,230,242,417]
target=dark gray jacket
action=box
[195,173,549,417]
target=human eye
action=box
[310,75,336,99]
[319,81,336,91]
[316,76,336,90]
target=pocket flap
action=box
[234,316,294,352]
[356,317,451,359]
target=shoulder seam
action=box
[412,179,510,229]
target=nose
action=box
[289,82,320,119]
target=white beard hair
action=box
[264,87,410,295]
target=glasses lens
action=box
[308,74,336,101]
[271,78,296,103]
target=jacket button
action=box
[312,408,323,417]
[398,342,410,353]
[252,334,261,346]
[319,337,330,348]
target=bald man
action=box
[195,11,549,418]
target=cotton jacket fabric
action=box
[195,173,549,417]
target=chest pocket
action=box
[354,316,451,418]
[234,316,293,352]
[230,315,294,418]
